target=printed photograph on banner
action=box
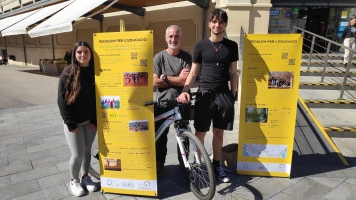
[129,120,149,132]
[245,108,268,123]
[268,72,294,89]
[123,72,148,86]
[104,158,122,171]
[243,144,287,158]
[101,96,121,109]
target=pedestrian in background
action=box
[341,17,356,67]
[64,50,72,65]
[57,41,98,197]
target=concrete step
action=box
[300,70,356,77]
[299,89,356,100]
[324,126,356,138]
[308,107,355,126]
[302,53,356,59]
[303,99,356,109]
[302,54,356,59]
[301,61,356,67]
[299,82,356,90]
[300,66,356,72]
[299,76,356,85]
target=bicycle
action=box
[89,93,216,200]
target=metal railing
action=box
[292,26,355,99]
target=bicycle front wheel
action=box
[89,134,100,180]
[177,131,216,200]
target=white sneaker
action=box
[70,179,85,197]
[81,176,98,192]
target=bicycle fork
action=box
[176,133,201,169]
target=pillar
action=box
[215,0,272,44]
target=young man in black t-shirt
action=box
[177,9,239,183]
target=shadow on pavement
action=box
[18,69,61,78]
[291,151,356,178]
[156,164,261,199]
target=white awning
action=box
[0,10,37,32]
[1,1,73,37]
[28,0,114,38]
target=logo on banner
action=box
[138,181,151,190]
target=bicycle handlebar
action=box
[144,92,199,107]
[144,101,156,106]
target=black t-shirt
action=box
[341,25,356,42]
[193,38,239,91]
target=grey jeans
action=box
[63,120,97,179]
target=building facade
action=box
[1,0,272,66]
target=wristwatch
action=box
[161,74,167,81]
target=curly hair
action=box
[64,41,94,105]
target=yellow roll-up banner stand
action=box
[93,31,157,196]
[237,34,302,177]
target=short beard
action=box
[212,31,223,36]
[168,44,180,50]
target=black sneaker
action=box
[213,165,230,183]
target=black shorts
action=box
[194,89,235,132]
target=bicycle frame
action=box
[154,106,201,169]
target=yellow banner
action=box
[93,31,156,195]
[237,34,302,177]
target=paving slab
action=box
[36,171,69,189]
[346,178,356,186]
[0,160,33,177]
[268,192,295,200]
[9,165,59,185]
[245,177,294,199]
[0,176,11,188]
[43,184,72,199]
[0,180,40,199]
[308,177,345,188]
[31,152,69,168]
[0,157,8,167]
[6,138,44,150]
[7,149,51,164]
[322,182,356,200]
[283,178,332,200]
[0,147,27,159]
[11,190,48,200]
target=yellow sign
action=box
[341,11,347,19]
[93,31,156,196]
[237,34,302,177]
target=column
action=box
[215,0,272,44]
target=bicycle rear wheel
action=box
[177,131,216,200]
[89,134,100,180]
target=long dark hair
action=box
[347,17,356,26]
[64,41,94,105]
